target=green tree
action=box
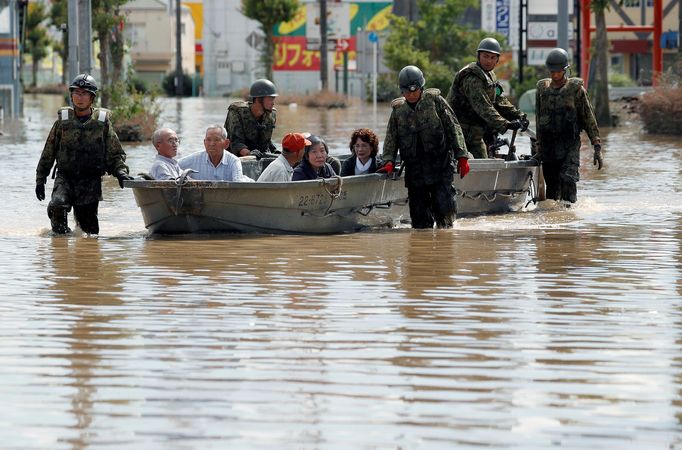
[590,0,618,127]
[383,0,494,94]
[48,0,68,84]
[24,3,52,87]
[242,0,300,81]
[92,0,129,107]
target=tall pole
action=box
[175,0,183,96]
[67,0,79,83]
[518,0,525,84]
[652,0,662,85]
[319,0,329,90]
[78,0,92,74]
[580,0,591,85]
[558,0,568,50]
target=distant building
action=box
[122,0,196,86]
[201,0,261,97]
[0,0,25,119]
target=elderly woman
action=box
[292,135,336,181]
[340,128,382,176]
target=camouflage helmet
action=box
[398,65,425,92]
[545,48,570,72]
[249,79,278,98]
[69,73,98,95]
[477,37,501,55]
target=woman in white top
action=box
[339,128,382,176]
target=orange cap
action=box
[282,133,311,152]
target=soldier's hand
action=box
[376,162,394,174]
[507,120,523,131]
[249,149,264,160]
[520,116,530,132]
[35,183,45,201]
[116,171,134,188]
[593,144,603,170]
[456,157,470,179]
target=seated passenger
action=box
[178,125,245,181]
[257,132,309,182]
[292,135,336,181]
[149,127,182,180]
[340,128,383,176]
[322,140,342,174]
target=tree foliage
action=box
[242,0,300,81]
[48,0,68,84]
[590,0,622,126]
[383,0,498,94]
[91,0,129,107]
[24,3,52,87]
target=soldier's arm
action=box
[105,121,129,175]
[495,91,523,121]
[461,77,508,133]
[36,121,60,184]
[436,96,468,159]
[381,113,399,163]
[226,110,249,155]
[578,87,601,144]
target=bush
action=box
[161,72,200,97]
[104,81,161,141]
[368,72,401,103]
[639,71,682,134]
[608,71,636,87]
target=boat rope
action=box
[171,169,197,215]
[322,176,343,215]
[525,172,538,208]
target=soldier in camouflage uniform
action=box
[535,48,602,204]
[446,37,528,159]
[224,79,277,159]
[35,74,132,235]
[379,65,470,229]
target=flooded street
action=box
[0,94,681,449]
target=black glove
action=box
[520,116,530,132]
[593,144,603,170]
[249,149,264,160]
[35,183,45,201]
[116,171,134,189]
[507,120,522,131]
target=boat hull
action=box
[125,159,540,234]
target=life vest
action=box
[450,62,498,126]
[56,107,109,178]
[390,88,448,160]
[536,77,584,138]
[224,101,276,151]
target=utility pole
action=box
[175,0,184,97]
[67,0,79,83]
[319,0,328,90]
[78,0,92,74]
[558,0,568,50]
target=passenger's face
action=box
[478,51,499,71]
[70,88,94,111]
[353,139,372,164]
[307,143,326,169]
[204,128,228,159]
[157,131,179,158]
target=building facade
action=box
[0,0,25,119]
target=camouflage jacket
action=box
[535,77,600,146]
[224,101,276,155]
[446,62,522,133]
[36,107,128,184]
[382,88,467,186]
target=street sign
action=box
[245,31,263,48]
[335,38,350,52]
[306,2,350,40]
[368,31,378,43]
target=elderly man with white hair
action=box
[179,125,248,181]
[149,127,182,180]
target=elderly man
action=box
[179,125,245,181]
[257,132,310,182]
[149,128,182,180]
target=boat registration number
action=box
[298,191,347,208]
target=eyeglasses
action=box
[353,142,371,150]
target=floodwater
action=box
[0,94,681,449]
